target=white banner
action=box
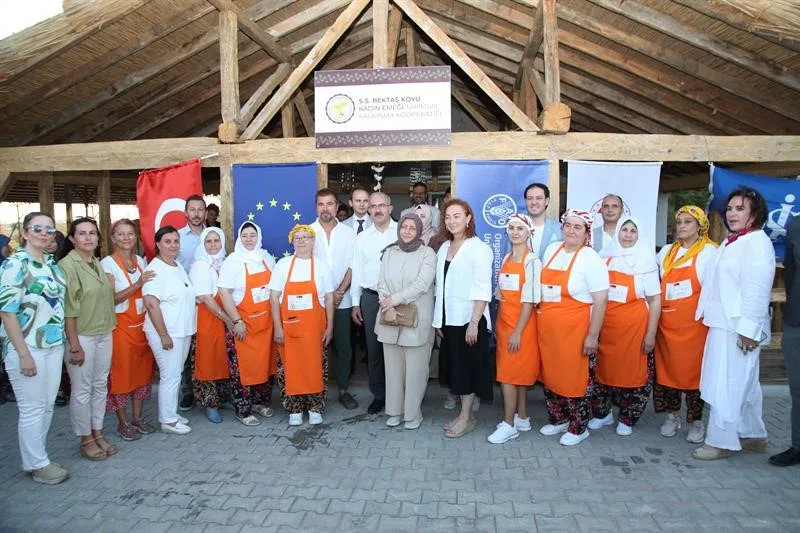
[566,160,662,248]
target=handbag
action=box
[380,303,418,328]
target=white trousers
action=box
[65,333,113,436]
[4,344,63,471]
[701,327,767,451]
[146,332,191,424]
[383,342,432,422]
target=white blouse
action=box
[541,242,610,304]
[605,256,661,299]
[433,237,493,329]
[142,258,197,337]
[268,256,334,306]
[100,255,147,314]
[217,252,277,306]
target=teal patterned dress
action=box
[0,249,67,355]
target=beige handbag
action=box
[379,303,418,327]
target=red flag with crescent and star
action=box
[136,159,203,260]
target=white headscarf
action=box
[600,215,658,275]
[230,221,266,264]
[193,227,227,271]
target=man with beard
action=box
[523,183,562,260]
[311,189,359,409]
[401,181,440,231]
[177,195,207,271]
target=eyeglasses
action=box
[293,235,313,242]
[369,203,391,210]
[26,225,57,234]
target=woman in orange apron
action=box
[101,219,156,441]
[218,222,277,427]
[590,216,661,436]
[189,227,235,424]
[537,209,609,446]
[488,214,541,445]
[654,205,718,443]
[269,225,334,426]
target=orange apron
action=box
[234,261,273,386]
[536,244,591,398]
[654,255,707,389]
[496,251,539,386]
[109,254,154,395]
[596,258,649,388]
[194,284,229,381]
[279,257,326,396]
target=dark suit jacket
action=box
[784,215,800,326]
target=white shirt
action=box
[605,256,661,299]
[189,261,220,298]
[311,219,356,309]
[601,230,615,254]
[177,225,204,272]
[531,222,545,259]
[656,243,717,285]
[495,252,541,304]
[100,255,147,314]
[542,242,610,304]
[350,220,398,305]
[217,252,277,306]
[142,258,197,337]
[433,238,493,329]
[345,214,373,234]
[268,256,333,306]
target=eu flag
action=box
[233,163,318,258]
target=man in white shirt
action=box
[524,183,563,260]
[177,195,207,272]
[343,186,373,235]
[351,192,397,414]
[592,194,624,253]
[400,181,440,230]
[311,189,359,410]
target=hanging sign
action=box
[314,66,451,148]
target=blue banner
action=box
[233,163,318,259]
[709,165,800,261]
[456,160,550,280]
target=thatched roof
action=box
[0,0,797,201]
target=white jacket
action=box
[433,237,493,329]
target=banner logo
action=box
[325,94,355,124]
[766,193,800,241]
[482,194,517,228]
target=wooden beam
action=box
[522,70,538,120]
[219,10,241,127]
[293,94,315,136]
[38,172,54,216]
[281,103,295,138]
[206,0,293,63]
[317,163,329,189]
[587,0,800,92]
[240,0,371,141]
[514,0,544,92]
[373,0,390,67]
[405,24,420,67]
[452,88,498,132]
[239,63,293,127]
[98,172,112,257]
[387,6,404,67]
[0,172,14,203]
[541,0,560,105]
[64,185,74,225]
[393,0,539,132]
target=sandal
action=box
[131,418,156,435]
[445,418,477,439]
[236,414,261,426]
[80,438,106,461]
[117,423,141,442]
[253,405,273,418]
[93,433,118,456]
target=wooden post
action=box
[282,103,295,138]
[0,171,14,203]
[98,171,112,257]
[218,9,241,143]
[405,25,419,67]
[64,185,74,224]
[709,211,727,244]
[542,0,560,105]
[450,160,457,197]
[39,172,55,216]
[317,162,328,189]
[547,158,560,219]
[220,162,234,252]
[373,0,389,68]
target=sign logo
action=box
[483,194,517,229]
[766,193,800,242]
[325,94,355,124]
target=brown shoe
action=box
[692,444,730,461]
[118,423,141,442]
[131,418,156,435]
[32,463,68,485]
[740,437,769,452]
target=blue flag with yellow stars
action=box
[232,163,318,259]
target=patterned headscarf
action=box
[506,213,535,252]
[662,204,718,276]
[287,224,315,243]
[560,208,594,248]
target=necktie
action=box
[357,219,364,234]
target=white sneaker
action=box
[660,413,681,437]
[513,414,532,432]
[686,420,705,443]
[404,417,423,430]
[616,422,633,436]
[386,415,402,427]
[488,421,519,444]
[289,413,303,426]
[161,422,191,435]
[588,413,614,430]
[177,415,189,425]
[559,430,590,446]
[308,411,323,425]
[539,422,569,436]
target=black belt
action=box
[363,288,379,296]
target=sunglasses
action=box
[26,225,57,235]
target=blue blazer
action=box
[537,217,563,261]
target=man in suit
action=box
[524,183,562,260]
[771,215,800,467]
[343,186,373,235]
[592,194,624,253]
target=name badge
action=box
[250,285,269,304]
[608,284,629,303]
[288,294,314,311]
[666,280,692,301]
[135,298,144,314]
[542,284,561,303]
[498,273,520,292]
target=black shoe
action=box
[769,447,800,467]
[339,391,358,410]
[179,395,193,412]
[367,399,384,415]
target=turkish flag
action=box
[136,159,203,260]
